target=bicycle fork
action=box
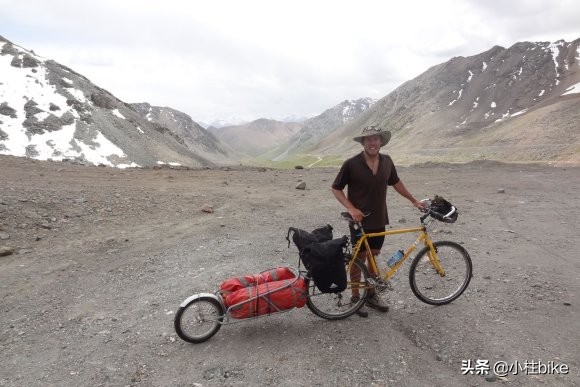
[424,240,446,276]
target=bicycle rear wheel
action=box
[306,258,369,320]
[409,241,472,305]
[174,295,225,343]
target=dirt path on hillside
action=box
[1,155,579,386]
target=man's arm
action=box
[332,188,365,222]
[393,181,425,209]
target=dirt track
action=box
[1,155,579,386]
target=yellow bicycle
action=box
[174,198,472,343]
[306,199,473,320]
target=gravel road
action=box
[1,155,578,386]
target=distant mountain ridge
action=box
[313,39,580,165]
[2,34,579,168]
[208,118,303,157]
[266,98,376,161]
[0,35,231,168]
[208,98,376,160]
[130,103,231,164]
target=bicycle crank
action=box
[366,277,392,293]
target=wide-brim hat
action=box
[353,126,391,147]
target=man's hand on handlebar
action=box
[413,199,428,211]
[347,207,365,223]
[418,198,431,212]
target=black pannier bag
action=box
[287,225,347,293]
[303,236,348,293]
[287,224,333,268]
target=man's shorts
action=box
[349,223,386,251]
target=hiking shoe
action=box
[351,296,369,318]
[366,294,389,313]
[355,307,369,318]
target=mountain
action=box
[129,103,233,164]
[208,99,374,161]
[314,39,580,165]
[3,34,578,168]
[209,118,303,157]
[205,117,248,129]
[0,35,229,168]
[263,98,376,162]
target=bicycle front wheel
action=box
[306,258,370,320]
[409,241,472,305]
[174,295,225,343]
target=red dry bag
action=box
[225,277,308,319]
[219,267,296,296]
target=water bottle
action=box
[387,249,404,267]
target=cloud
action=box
[463,0,580,43]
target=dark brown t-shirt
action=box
[332,152,400,229]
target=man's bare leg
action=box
[364,249,389,312]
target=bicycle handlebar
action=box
[420,209,431,223]
[441,206,457,219]
[341,204,456,225]
[420,205,457,223]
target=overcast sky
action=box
[2,0,580,125]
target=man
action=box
[331,125,425,317]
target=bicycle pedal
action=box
[374,279,392,293]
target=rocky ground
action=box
[1,154,579,386]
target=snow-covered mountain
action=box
[3,33,578,168]
[0,35,229,168]
[208,98,375,159]
[314,39,580,164]
[130,103,232,165]
[265,98,376,161]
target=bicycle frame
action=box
[349,225,445,280]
